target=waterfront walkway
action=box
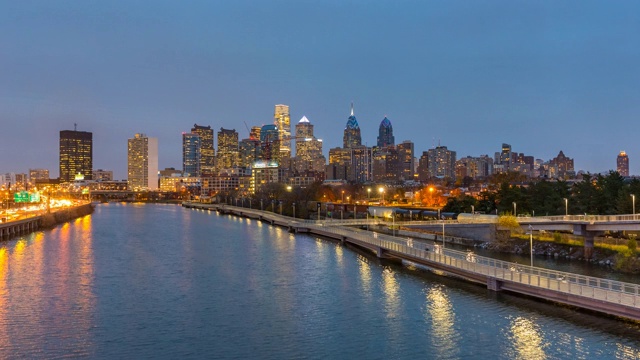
[184,202,640,321]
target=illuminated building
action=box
[372,146,399,183]
[29,169,50,182]
[216,128,239,171]
[250,126,261,141]
[349,146,371,183]
[260,124,280,164]
[548,150,575,179]
[191,124,215,176]
[343,103,362,149]
[617,151,630,176]
[377,116,395,148]
[294,116,325,174]
[327,147,350,181]
[128,133,158,191]
[274,104,291,160]
[59,129,93,182]
[182,132,201,177]
[239,138,261,168]
[92,169,113,181]
[397,140,414,181]
[427,145,456,179]
[250,161,284,193]
[455,156,493,179]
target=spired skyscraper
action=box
[617,151,630,176]
[343,103,362,149]
[127,133,158,191]
[274,105,291,160]
[191,124,215,176]
[377,116,395,148]
[59,127,93,182]
[182,132,201,177]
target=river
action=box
[0,203,638,359]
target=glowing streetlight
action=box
[512,202,516,216]
[632,194,636,215]
[564,198,568,216]
[367,188,371,201]
[379,187,385,204]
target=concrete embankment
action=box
[0,203,94,241]
[40,204,94,228]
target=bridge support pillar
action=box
[376,246,385,258]
[487,277,502,291]
[584,231,601,260]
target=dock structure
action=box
[183,202,640,322]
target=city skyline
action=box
[2,1,639,178]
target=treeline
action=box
[444,171,640,216]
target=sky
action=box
[1,0,639,180]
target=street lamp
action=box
[528,224,534,267]
[379,187,385,204]
[632,194,636,215]
[512,202,516,216]
[442,220,445,248]
[564,198,568,216]
[341,190,345,203]
[292,202,296,219]
[260,199,263,211]
[392,209,395,236]
[367,188,371,201]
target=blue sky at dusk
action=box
[1,1,639,179]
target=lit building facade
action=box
[377,117,395,148]
[260,124,280,164]
[191,124,215,176]
[397,140,414,181]
[216,128,239,171]
[274,104,291,160]
[29,169,50,182]
[343,103,362,149]
[92,169,113,182]
[182,132,201,177]
[239,138,261,168]
[294,116,325,174]
[617,151,629,176]
[59,129,93,182]
[372,146,399,183]
[427,145,456,179]
[127,133,158,191]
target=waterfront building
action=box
[127,133,159,191]
[29,169,50,182]
[274,104,291,160]
[427,145,456,179]
[260,124,280,164]
[397,140,414,181]
[191,124,215,176]
[217,128,239,171]
[343,103,362,149]
[377,116,395,148]
[617,151,630,176]
[202,174,251,196]
[182,132,201,177]
[59,129,93,182]
[92,169,113,182]
[250,161,284,193]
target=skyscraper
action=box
[260,124,280,164]
[274,104,291,160]
[377,117,395,148]
[128,133,158,190]
[294,116,325,173]
[191,124,215,176]
[427,145,457,179]
[397,140,414,181]
[183,133,201,177]
[343,103,362,149]
[217,128,239,171]
[617,151,630,176]
[59,129,93,182]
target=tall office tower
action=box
[343,103,362,149]
[377,117,395,148]
[372,146,399,182]
[127,133,159,191]
[427,145,457,179]
[397,140,414,181]
[500,143,512,167]
[183,132,201,177]
[239,138,261,168]
[274,104,291,160]
[260,124,280,163]
[617,151,630,176]
[417,151,429,181]
[191,124,215,176]
[217,128,239,171]
[59,128,93,182]
[294,116,325,173]
[350,146,371,183]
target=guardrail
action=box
[308,224,640,309]
[523,214,640,223]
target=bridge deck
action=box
[184,202,640,321]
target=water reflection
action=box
[382,268,399,317]
[334,245,344,267]
[506,316,547,360]
[357,255,372,298]
[426,285,459,359]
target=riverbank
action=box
[40,203,95,228]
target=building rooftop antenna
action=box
[74,123,77,131]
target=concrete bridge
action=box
[0,216,41,240]
[183,202,640,322]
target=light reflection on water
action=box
[0,204,637,359]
